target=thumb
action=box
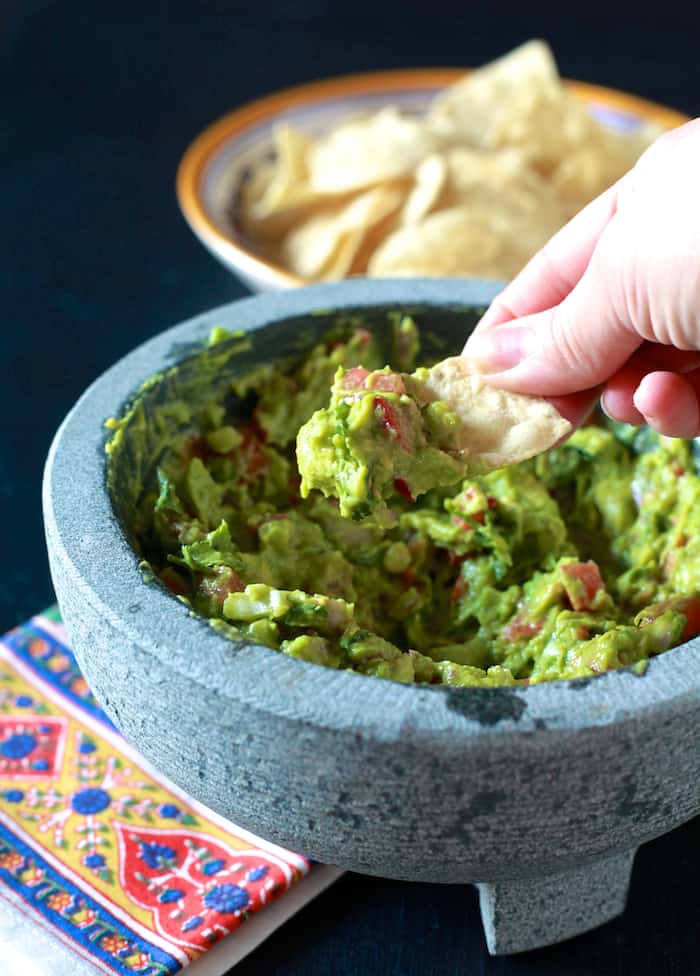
[463,250,643,397]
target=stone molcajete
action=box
[43,279,700,955]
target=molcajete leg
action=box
[476,848,637,955]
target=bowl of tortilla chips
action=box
[44,279,700,956]
[176,41,688,291]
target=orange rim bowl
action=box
[176,68,690,289]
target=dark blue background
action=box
[3,3,699,973]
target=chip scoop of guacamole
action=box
[296,356,571,519]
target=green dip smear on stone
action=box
[115,317,700,687]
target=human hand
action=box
[463,118,700,438]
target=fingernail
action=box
[465,325,535,374]
[600,390,613,419]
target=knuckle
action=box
[547,305,588,372]
[535,242,579,297]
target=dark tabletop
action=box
[3,3,700,973]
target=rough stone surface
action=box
[477,849,637,954]
[42,279,700,954]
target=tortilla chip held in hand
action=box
[296,356,572,520]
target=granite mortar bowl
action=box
[43,279,700,955]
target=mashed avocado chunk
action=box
[297,364,468,520]
[128,317,700,688]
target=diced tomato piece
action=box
[446,550,465,568]
[560,561,605,611]
[246,443,267,476]
[663,537,687,577]
[486,496,498,510]
[502,615,543,641]
[394,478,415,502]
[373,397,412,450]
[354,328,372,346]
[246,416,268,443]
[341,366,370,390]
[680,596,700,640]
[160,568,189,596]
[451,516,474,532]
[450,576,467,601]
[370,372,406,394]
[452,486,487,522]
[671,463,686,477]
[239,423,268,480]
[401,568,417,587]
[183,435,209,463]
[201,570,245,606]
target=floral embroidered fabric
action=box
[0,609,313,974]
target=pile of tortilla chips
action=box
[238,41,660,282]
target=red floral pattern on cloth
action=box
[115,823,292,951]
[0,611,313,974]
[0,715,67,779]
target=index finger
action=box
[473,177,624,333]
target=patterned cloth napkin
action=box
[0,608,341,975]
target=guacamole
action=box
[297,364,469,521]
[296,353,569,521]
[124,318,700,688]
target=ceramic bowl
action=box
[43,279,700,955]
[176,69,689,292]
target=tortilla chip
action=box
[281,184,405,279]
[549,128,650,217]
[441,147,556,205]
[238,157,277,212]
[427,40,560,148]
[247,124,315,217]
[308,106,438,193]
[367,203,560,280]
[399,153,448,225]
[427,40,628,181]
[415,356,571,469]
[347,209,402,275]
[239,127,342,240]
[322,228,367,281]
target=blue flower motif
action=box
[3,790,24,803]
[32,759,50,771]
[158,888,185,904]
[247,866,268,882]
[71,788,111,814]
[182,916,203,932]
[1,733,36,759]
[14,695,33,707]
[83,853,106,869]
[203,883,250,914]
[138,842,178,869]
[78,740,97,754]
[158,803,180,819]
[201,858,225,876]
